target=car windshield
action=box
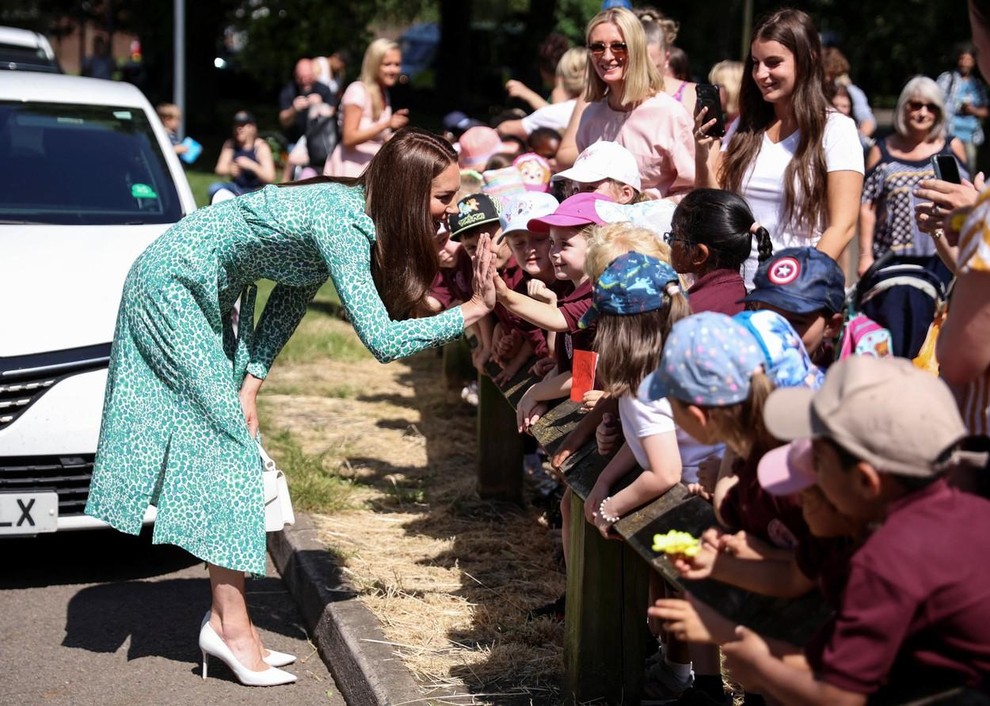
[0,101,183,225]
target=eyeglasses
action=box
[662,231,692,246]
[907,100,939,113]
[588,41,628,58]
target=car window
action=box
[0,101,184,225]
[0,44,59,72]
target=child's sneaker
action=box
[641,655,694,704]
[460,381,479,406]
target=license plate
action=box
[0,492,58,535]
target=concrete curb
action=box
[268,513,424,706]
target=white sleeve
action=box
[520,101,575,134]
[824,112,865,174]
[624,395,676,440]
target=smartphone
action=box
[932,155,962,184]
[695,83,726,138]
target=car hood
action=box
[0,224,168,357]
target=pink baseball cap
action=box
[458,126,503,170]
[757,437,816,497]
[527,192,612,233]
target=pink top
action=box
[324,81,392,178]
[576,93,695,199]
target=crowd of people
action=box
[87,0,990,702]
[415,4,990,705]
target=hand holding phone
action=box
[695,83,726,138]
[932,155,962,184]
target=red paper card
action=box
[570,349,598,403]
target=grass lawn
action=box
[183,169,215,208]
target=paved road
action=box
[0,528,345,705]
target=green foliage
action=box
[553,0,602,44]
[253,425,356,513]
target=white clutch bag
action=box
[259,441,295,532]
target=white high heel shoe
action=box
[199,622,297,686]
[200,611,296,667]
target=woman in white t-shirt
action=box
[324,39,409,177]
[695,9,864,286]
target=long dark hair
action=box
[282,128,457,320]
[719,9,829,237]
[670,188,772,272]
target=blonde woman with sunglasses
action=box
[556,7,695,201]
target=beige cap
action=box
[764,356,966,477]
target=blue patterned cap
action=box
[733,310,825,391]
[643,312,765,405]
[578,252,680,329]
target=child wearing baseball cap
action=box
[552,141,643,204]
[496,191,611,431]
[492,192,564,383]
[719,356,990,704]
[642,310,823,547]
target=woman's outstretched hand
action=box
[461,234,497,327]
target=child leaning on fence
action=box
[721,356,990,705]
[495,192,611,432]
[666,188,773,316]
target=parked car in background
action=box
[0,25,60,73]
[0,72,196,535]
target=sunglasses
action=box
[662,231,692,246]
[588,41,628,58]
[907,100,939,113]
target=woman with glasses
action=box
[859,76,968,275]
[695,8,863,287]
[556,7,695,201]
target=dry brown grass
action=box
[260,324,566,704]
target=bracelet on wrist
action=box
[599,497,621,524]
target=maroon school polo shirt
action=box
[807,479,990,696]
[686,268,746,316]
[553,279,594,374]
[718,452,813,550]
[430,247,474,310]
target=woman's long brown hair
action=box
[280,128,457,320]
[719,8,829,236]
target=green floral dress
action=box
[85,182,464,575]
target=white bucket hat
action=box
[498,192,560,239]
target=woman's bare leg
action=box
[207,564,266,671]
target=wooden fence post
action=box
[476,372,524,502]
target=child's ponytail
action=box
[660,281,692,342]
[752,224,773,263]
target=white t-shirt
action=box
[722,111,863,287]
[618,392,720,485]
[520,99,576,135]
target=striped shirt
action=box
[955,188,990,434]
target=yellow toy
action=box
[652,530,701,557]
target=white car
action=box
[0,72,197,534]
[0,25,60,73]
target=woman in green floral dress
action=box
[85,128,497,685]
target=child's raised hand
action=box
[527,279,557,305]
[686,483,712,501]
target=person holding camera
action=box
[694,8,863,288]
